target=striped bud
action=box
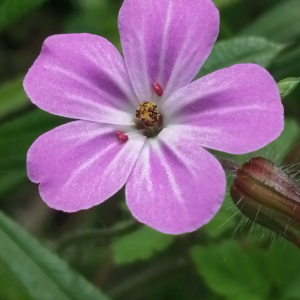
[230,157,300,249]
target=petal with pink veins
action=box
[163,64,284,154]
[119,0,219,102]
[125,128,226,234]
[24,34,138,125]
[27,121,146,212]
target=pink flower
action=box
[24,0,284,234]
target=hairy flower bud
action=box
[230,157,300,249]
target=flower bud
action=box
[277,77,300,99]
[230,157,300,249]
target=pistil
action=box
[135,101,163,137]
[136,101,161,128]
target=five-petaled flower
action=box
[24,0,284,234]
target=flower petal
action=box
[118,0,219,101]
[24,34,139,125]
[163,64,284,154]
[27,121,145,212]
[125,128,226,234]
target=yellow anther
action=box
[136,101,160,128]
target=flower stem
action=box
[108,256,188,298]
[56,219,142,252]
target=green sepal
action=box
[277,77,300,98]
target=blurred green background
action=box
[1,0,300,300]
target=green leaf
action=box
[277,77,300,99]
[0,0,50,32]
[64,0,121,50]
[212,0,239,9]
[232,296,262,300]
[241,0,300,42]
[192,240,300,300]
[0,76,29,119]
[0,170,27,197]
[265,239,300,291]
[0,110,65,195]
[0,110,65,170]
[271,45,300,79]
[198,36,282,77]
[112,226,174,264]
[191,241,271,300]
[0,211,110,300]
[284,272,300,300]
[0,258,32,300]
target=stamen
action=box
[136,101,160,128]
[116,131,129,142]
[153,82,163,97]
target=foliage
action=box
[191,239,300,300]
[198,36,283,77]
[241,0,300,43]
[0,211,110,300]
[0,77,29,119]
[112,226,174,264]
[1,0,300,299]
[0,109,64,196]
[0,0,51,32]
